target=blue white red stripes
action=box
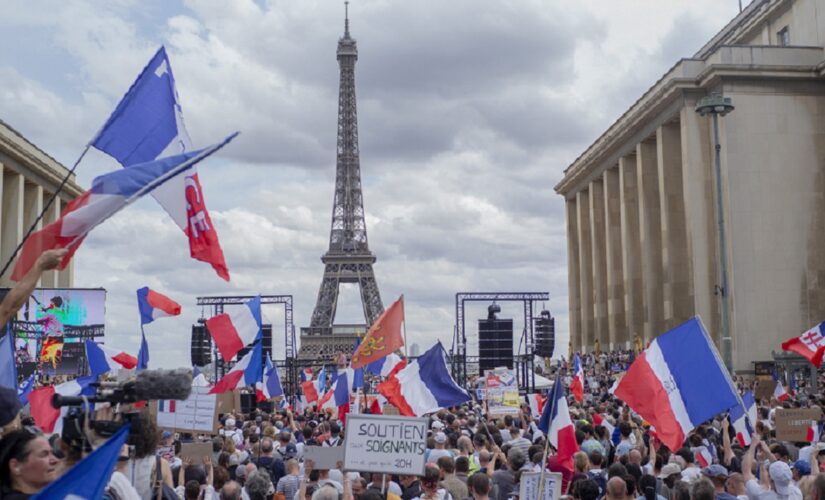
[613,318,739,452]
[377,342,470,417]
[729,391,755,447]
[209,340,262,395]
[206,295,262,361]
[85,340,137,377]
[137,287,181,324]
[538,374,577,469]
[570,354,584,402]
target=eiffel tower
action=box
[299,4,384,360]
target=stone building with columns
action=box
[0,120,83,287]
[555,0,825,371]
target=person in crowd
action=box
[606,476,627,500]
[467,473,491,500]
[399,474,423,500]
[175,456,215,500]
[220,419,243,448]
[427,432,453,463]
[454,456,470,485]
[219,480,242,500]
[276,458,301,500]
[437,456,467,500]
[127,411,174,500]
[244,469,274,500]
[0,429,60,498]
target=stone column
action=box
[637,140,664,342]
[40,192,61,288]
[1,169,24,287]
[22,182,43,285]
[566,198,581,352]
[576,189,593,352]
[657,122,692,330]
[619,153,643,348]
[589,179,608,348]
[680,100,720,344]
[603,167,625,349]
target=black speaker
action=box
[191,324,212,366]
[535,311,555,357]
[240,393,257,414]
[478,319,513,372]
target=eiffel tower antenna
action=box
[300,4,385,360]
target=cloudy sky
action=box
[1,0,742,369]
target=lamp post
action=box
[695,94,735,372]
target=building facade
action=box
[555,0,825,371]
[0,120,83,288]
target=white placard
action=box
[520,472,562,500]
[343,414,427,475]
[304,446,344,470]
[156,386,217,433]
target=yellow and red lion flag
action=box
[351,296,405,369]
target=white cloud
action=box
[1,0,744,369]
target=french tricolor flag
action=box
[158,400,177,413]
[729,391,755,447]
[11,137,236,281]
[807,421,821,443]
[570,354,585,403]
[366,353,405,378]
[538,374,577,470]
[613,318,740,452]
[592,412,615,437]
[85,340,138,377]
[137,287,181,324]
[773,379,790,402]
[256,358,284,402]
[377,342,470,417]
[206,295,262,361]
[209,340,262,394]
[694,447,714,467]
[527,393,546,419]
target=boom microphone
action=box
[133,368,193,401]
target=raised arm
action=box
[721,417,734,466]
[0,249,66,325]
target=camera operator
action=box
[0,428,60,498]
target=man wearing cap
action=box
[790,460,810,482]
[742,437,802,500]
[220,418,243,447]
[657,463,682,499]
[704,464,737,500]
[427,431,453,463]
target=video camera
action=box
[51,368,193,451]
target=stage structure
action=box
[452,292,549,391]
[196,295,296,393]
[302,5,385,360]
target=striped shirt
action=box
[277,473,301,500]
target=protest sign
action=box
[485,367,519,416]
[754,379,776,400]
[520,471,563,500]
[775,408,822,441]
[155,386,218,433]
[304,446,344,470]
[343,414,427,475]
[180,442,212,464]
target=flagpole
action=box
[401,295,408,359]
[537,377,560,499]
[0,144,91,280]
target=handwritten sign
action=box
[155,386,218,433]
[520,472,562,500]
[343,414,427,475]
[304,446,344,470]
[775,408,822,441]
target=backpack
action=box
[587,469,607,497]
[153,456,178,500]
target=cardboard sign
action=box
[520,471,563,500]
[343,414,427,475]
[304,446,344,470]
[775,408,822,442]
[155,386,219,433]
[217,391,241,415]
[180,442,213,464]
[754,379,776,401]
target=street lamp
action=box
[695,94,735,372]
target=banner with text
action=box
[485,367,520,416]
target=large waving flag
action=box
[377,342,470,416]
[91,46,229,281]
[85,340,137,377]
[11,136,237,281]
[366,352,404,377]
[538,374,577,469]
[570,354,584,403]
[257,358,284,402]
[0,332,17,389]
[136,287,182,371]
[781,322,825,368]
[207,295,262,361]
[32,424,130,500]
[613,317,740,452]
[351,296,405,368]
[729,391,755,447]
[209,339,262,395]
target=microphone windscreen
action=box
[134,368,193,401]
